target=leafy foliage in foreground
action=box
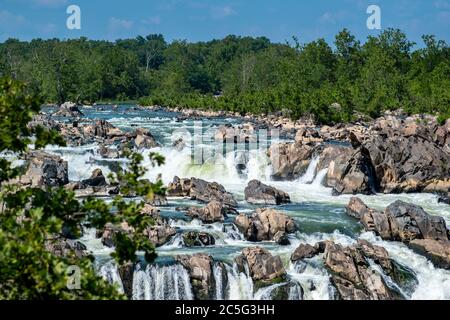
[1,29,449,123]
[0,78,165,299]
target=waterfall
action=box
[312,168,328,187]
[132,264,194,300]
[298,156,320,184]
[99,261,124,294]
[213,263,225,300]
[225,263,254,300]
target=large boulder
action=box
[45,237,89,259]
[81,169,107,187]
[345,198,449,243]
[268,142,314,180]
[329,147,378,195]
[187,200,228,223]
[234,208,296,243]
[244,180,291,205]
[133,128,159,149]
[385,201,448,242]
[324,241,404,300]
[53,102,84,117]
[182,231,215,247]
[18,151,68,188]
[175,254,216,300]
[235,247,286,284]
[167,176,237,207]
[291,243,322,262]
[364,119,450,193]
[409,239,450,270]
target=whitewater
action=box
[46,105,450,300]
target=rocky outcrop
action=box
[81,169,107,187]
[409,239,450,270]
[101,204,175,247]
[167,176,237,207]
[133,128,159,149]
[385,201,448,242]
[345,198,449,243]
[235,247,286,284]
[291,243,322,262]
[328,146,378,195]
[364,117,450,193]
[268,142,314,180]
[175,254,216,300]
[323,240,412,300]
[186,201,228,223]
[53,102,84,117]
[244,180,291,205]
[182,231,215,247]
[17,151,68,188]
[234,208,296,243]
[45,237,89,259]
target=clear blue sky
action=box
[1,0,449,46]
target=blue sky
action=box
[1,0,449,46]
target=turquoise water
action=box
[45,105,450,300]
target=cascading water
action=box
[132,264,194,300]
[62,106,450,301]
[298,156,320,184]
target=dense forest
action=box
[0,28,449,123]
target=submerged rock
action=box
[244,180,291,205]
[234,208,296,243]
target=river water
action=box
[45,105,450,300]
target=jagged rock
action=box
[364,119,450,193]
[385,201,448,242]
[81,169,107,187]
[133,128,159,149]
[17,151,68,188]
[182,231,215,247]
[145,224,176,247]
[268,142,314,180]
[175,254,216,300]
[235,247,286,284]
[324,241,402,300]
[167,176,237,207]
[291,243,322,261]
[98,144,120,159]
[101,206,175,248]
[346,198,449,242]
[244,180,291,205]
[234,208,296,242]
[118,262,134,299]
[45,237,89,259]
[317,145,352,172]
[172,138,186,150]
[330,147,378,195]
[53,102,84,117]
[409,239,450,270]
[187,200,227,223]
[295,127,323,144]
[273,231,290,245]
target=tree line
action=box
[0,29,449,123]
